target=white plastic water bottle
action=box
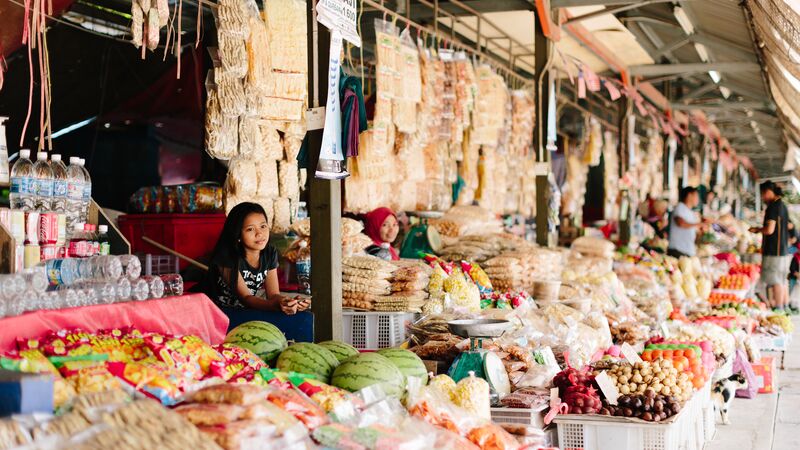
[66,157,85,229]
[44,258,82,286]
[9,149,35,211]
[78,158,91,222]
[32,152,54,211]
[50,154,69,213]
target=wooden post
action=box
[534,9,553,247]
[307,0,342,342]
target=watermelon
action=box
[276,342,340,382]
[331,353,405,397]
[318,341,359,362]
[377,348,429,384]
[224,321,287,362]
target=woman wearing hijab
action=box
[363,207,400,260]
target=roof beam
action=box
[552,0,681,6]
[670,101,772,112]
[630,62,761,76]
[563,0,668,25]
[680,82,718,101]
[653,37,692,59]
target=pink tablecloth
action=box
[0,293,229,352]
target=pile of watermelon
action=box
[223,321,429,397]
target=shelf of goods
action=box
[0,200,130,273]
[554,383,712,450]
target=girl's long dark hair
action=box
[208,202,269,293]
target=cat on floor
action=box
[712,373,748,425]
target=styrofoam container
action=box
[342,311,418,349]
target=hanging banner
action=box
[316,0,361,47]
[316,30,349,180]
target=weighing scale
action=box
[399,211,443,259]
[447,319,512,400]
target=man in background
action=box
[750,181,791,310]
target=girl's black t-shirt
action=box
[211,245,280,308]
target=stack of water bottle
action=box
[0,255,184,318]
[3,149,99,270]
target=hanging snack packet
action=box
[460,261,493,295]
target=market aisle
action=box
[707,317,800,450]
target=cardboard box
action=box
[751,356,778,394]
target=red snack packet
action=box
[266,387,329,430]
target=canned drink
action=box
[40,245,58,261]
[10,210,25,242]
[39,212,58,245]
[24,244,41,268]
[24,211,39,245]
[56,213,67,246]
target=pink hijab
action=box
[364,207,399,260]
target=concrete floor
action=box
[707,318,800,450]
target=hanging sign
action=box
[316,0,361,47]
[316,30,349,180]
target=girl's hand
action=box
[280,296,298,315]
[296,297,312,312]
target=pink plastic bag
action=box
[733,349,757,398]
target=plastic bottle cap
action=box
[37,152,47,161]
[51,154,61,162]
[19,149,30,158]
[83,223,92,231]
[78,158,85,166]
[69,157,79,164]
[74,224,84,231]
[98,225,108,232]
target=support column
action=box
[618,98,632,245]
[534,10,553,247]
[307,0,342,342]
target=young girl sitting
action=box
[206,202,310,314]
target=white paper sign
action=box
[550,387,559,409]
[306,107,326,130]
[316,0,361,47]
[595,371,619,405]
[621,343,643,364]
[319,31,344,163]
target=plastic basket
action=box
[342,311,418,349]
[554,393,702,450]
[491,405,547,428]
[139,254,180,276]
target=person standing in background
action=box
[668,187,707,258]
[750,181,791,310]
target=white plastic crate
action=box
[554,393,703,450]
[139,254,180,276]
[491,405,547,428]
[342,311,418,349]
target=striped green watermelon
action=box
[318,341,359,362]
[276,342,340,382]
[377,348,429,384]
[331,353,405,397]
[224,321,287,362]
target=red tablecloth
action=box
[0,293,229,353]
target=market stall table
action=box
[0,293,229,352]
